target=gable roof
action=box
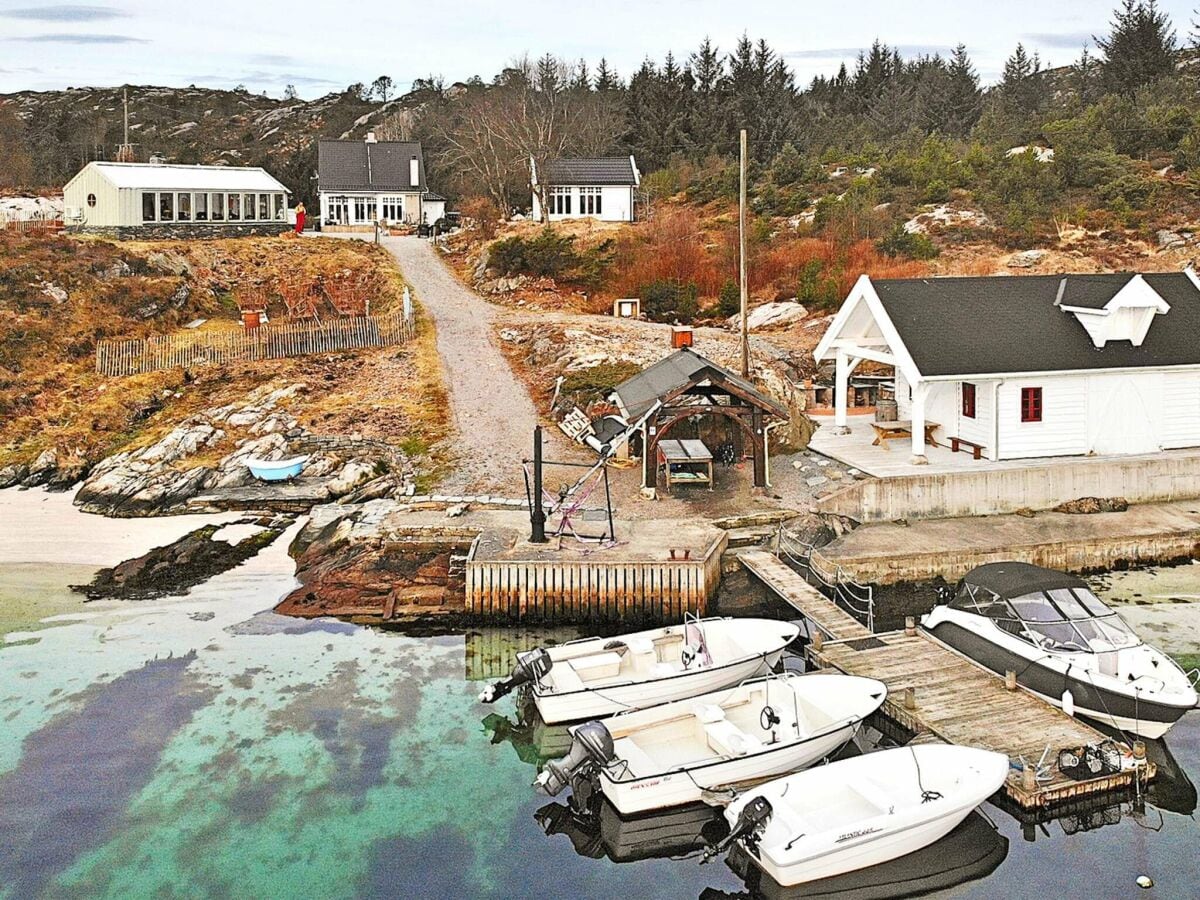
[73,161,288,193]
[317,140,426,192]
[612,347,788,420]
[542,157,639,186]
[867,272,1200,378]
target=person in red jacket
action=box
[294,201,306,234]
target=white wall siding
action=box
[534,185,635,222]
[1160,372,1200,449]
[64,168,121,226]
[956,380,994,450]
[997,376,1089,459]
[1086,372,1163,455]
[925,382,956,443]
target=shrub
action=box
[877,225,939,260]
[490,228,580,278]
[641,279,699,323]
[717,280,740,318]
[460,196,500,239]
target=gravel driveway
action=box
[382,236,566,494]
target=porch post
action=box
[751,407,766,488]
[910,380,929,465]
[834,348,850,433]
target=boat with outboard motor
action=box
[536,672,887,815]
[479,616,800,724]
[709,744,1009,887]
[922,562,1198,739]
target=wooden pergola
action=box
[610,348,789,494]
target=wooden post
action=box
[1022,763,1037,792]
[904,616,916,636]
[1005,669,1018,691]
[811,629,823,652]
[903,686,916,710]
[751,406,766,487]
[530,426,547,544]
[739,127,749,378]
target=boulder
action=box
[1052,496,1129,515]
[326,459,378,496]
[1007,249,1048,269]
[0,464,29,489]
[727,301,808,331]
[1156,230,1187,251]
[21,448,59,486]
[39,281,69,304]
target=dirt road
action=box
[382,236,569,494]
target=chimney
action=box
[410,155,419,187]
[365,131,377,143]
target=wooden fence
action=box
[465,534,727,624]
[96,310,414,376]
[1,212,63,235]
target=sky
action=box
[0,0,1197,96]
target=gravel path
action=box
[382,236,565,494]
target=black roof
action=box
[318,140,426,192]
[612,347,788,420]
[960,562,1086,600]
[873,272,1200,377]
[544,157,637,186]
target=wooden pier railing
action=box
[95,310,413,376]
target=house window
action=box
[142,191,156,222]
[580,186,601,215]
[210,192,225,221]
[381,196,403,222]
[244,194,256,220]
[274,194,286,220]
[1020,387,1043,423]
[258,194,269,221]
[195,192,208,221]
[962,383,976,419]
[327,195,348,224]
[87,193,97,208]
[353,196,376,222]
[550,186,571,215]
[158,191,174,222]
[177,192,191,221]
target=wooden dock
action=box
[740,550,1153,810]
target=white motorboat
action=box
[922,562,1199,739]
[479,617,801,724]
[536,672,887,815]
[713,744,1009,887]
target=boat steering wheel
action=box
[760,705,781,731]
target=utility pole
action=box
[116,87,135,162]
[739,128,749,378]
[530,426,547,543]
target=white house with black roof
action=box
[531,156,640,223]
[815,270,1200,463]
[317,134,445,229]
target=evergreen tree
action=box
[1095,0,1178,95]
[941,45,983,136]
[1073,45,1103,105]
[999,43,1045,116]
[571,59,591,91]
[594,58,620,91]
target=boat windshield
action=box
[953,581,1140,652]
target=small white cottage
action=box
[531,156,640,223]
[317,135,444,229]
[815,270,1200,462]
[63,161,290,238]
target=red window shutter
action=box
[1021,387,1042,423]
[962,383,976,419]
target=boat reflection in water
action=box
[716,810,1008,900]
[536,796,729,863]
[481,695,574,766]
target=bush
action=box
[877,225,939,260]
[460,196,500,238]
[641,279,699,323]
[717,280,740,318]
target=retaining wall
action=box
[819,450,1200,523]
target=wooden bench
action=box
[950,437,985,460]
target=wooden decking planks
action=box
[813,630,1153,807]
[739,550,871,641]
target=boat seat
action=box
[770,806,813,840]
[569,651,623,681]
[548,662,585,693]
[612,736,657,778]
[693,703,726,724]
[626,637,656,656]
[705,720,764,758]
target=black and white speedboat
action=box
[922,562,1198,739]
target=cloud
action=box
[249,54,303,68]
[1021,31,1094,50]
[12,33,146,44]
[784,44,956,60]
[0,4,128,21]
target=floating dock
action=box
[740,549,1154,810]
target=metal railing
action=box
[774,525,875,633]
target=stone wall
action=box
[74,222,286,240]
[819,448,1200,523]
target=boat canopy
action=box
[952,562,1140,653]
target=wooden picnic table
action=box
[870,419,939,450]
[657,439,714,492]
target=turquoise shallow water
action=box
[1,531,1199,899]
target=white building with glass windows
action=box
[62,161,290,239]
[317,135,445,230]
[531,156,640,223]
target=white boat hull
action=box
[533,650,783,723]
[601,719,854,815]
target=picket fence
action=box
[96,310,414,376]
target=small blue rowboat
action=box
[245,455,308,482]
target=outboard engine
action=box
[701,796,774,863]
[479,647,553,703]
[535,721,616,796]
